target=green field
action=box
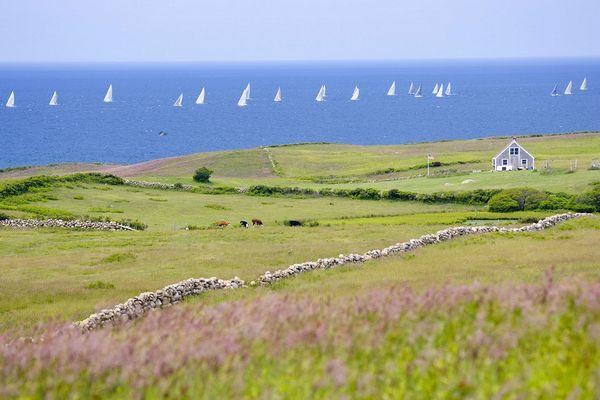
[1,133,599,398]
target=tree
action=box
[193,167,213,183]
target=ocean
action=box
[0,59,599,168]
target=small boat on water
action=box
[49,91,58,106]
[436,83,444,98]
[445,82,453,96]
[237,86,249,107]
[580,78,588,91]
[432,83,439,95]
[414,85,423,98]
[103,84,113,103]
[6,91,15,107]
[274,87,282,102]
[350,86,360,101]
[387,81,396,96]
[408,82,415,95]
[195,88,205,105]
[550,84,559,96]
[245,83,251,100]
[173,93,183,107]
[564,81,573,95]
[315,85,326,102]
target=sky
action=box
[1,0,599,62]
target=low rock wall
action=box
[1,218,135,231]
[76,277,244,331]
[75,212,591,331]
[256,213,590,285]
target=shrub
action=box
[0,212,10,221]
[488,193,520,212]
[193,167,213,183]
[116,219,148,231]
[489,188,548,211]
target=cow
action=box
[240,220,249,228]
[214,220,230,228]
[252,219,263,226]
[287,220,302,227]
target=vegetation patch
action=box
[204,203,230,210]
[99,252,137,264]
[88,207,124,214]
[84,281,115,290]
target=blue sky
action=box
[1,0,599,62]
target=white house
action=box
[492,138,535,171]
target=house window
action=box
[510,147,519,155]
[521,159,527,166]
[502,159,508,166]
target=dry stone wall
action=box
[75,212,591,331]
[1,218,135,231]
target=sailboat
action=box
[5,91,15,107]
[408,82,415,95]
[580,78,588,91]
[432,83,439,95]
[350,86,360,101]
[195,88,205,105]
[436,83,444,98]
[387,81,396,96]
[237,86,249,107]
[274,87,282,102]
[173,93,183,107]
[445,82,453,96]
[564,81,573,95]
[245,83,251,100]
[550,84,559,96]
[414,85,423,98]
[49,91,58,106]
[315,85,326,102]
[103,84,113,103]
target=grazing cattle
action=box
[287,220,302,227]
[240,220,249,228]
[214,220,230,228]
[252,219,263,226]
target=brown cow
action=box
[252,219,263,226]
[214,220,230,228]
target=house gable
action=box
[492,139,535,162]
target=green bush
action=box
[488,193,520,212]
[193,167,213,183]
[84,281,115,290]
[0,212,10,221]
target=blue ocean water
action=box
[0,59,599,168]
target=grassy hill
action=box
[1,132,599,398]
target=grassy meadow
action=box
[1,132,599,398]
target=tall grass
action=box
[1,273,598,398]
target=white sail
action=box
[315,85,325,102]
[445,82,452,96]
[6,91,15,108]
[195,88,205,105]
[350,86,360,101]
[408,82,415,95]
[274,87,282,102]
[432,83,439,95]
[237,87,248,107]
[245,83,251,100]
[173,93,183,107]
[580,77,588,91]
[414,85,423,98]
[49,91,58,106]
[436,83,444,98]
[322,85,327,98]
[103,84,113,103]
[387,81,396,96]
[550,84,559,96]
[564,81,573,95]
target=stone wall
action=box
[123,179,193,191]
[1,218,135,231]
[255,213,590,284]
[76,277,245,331]
[75,212,591,331]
